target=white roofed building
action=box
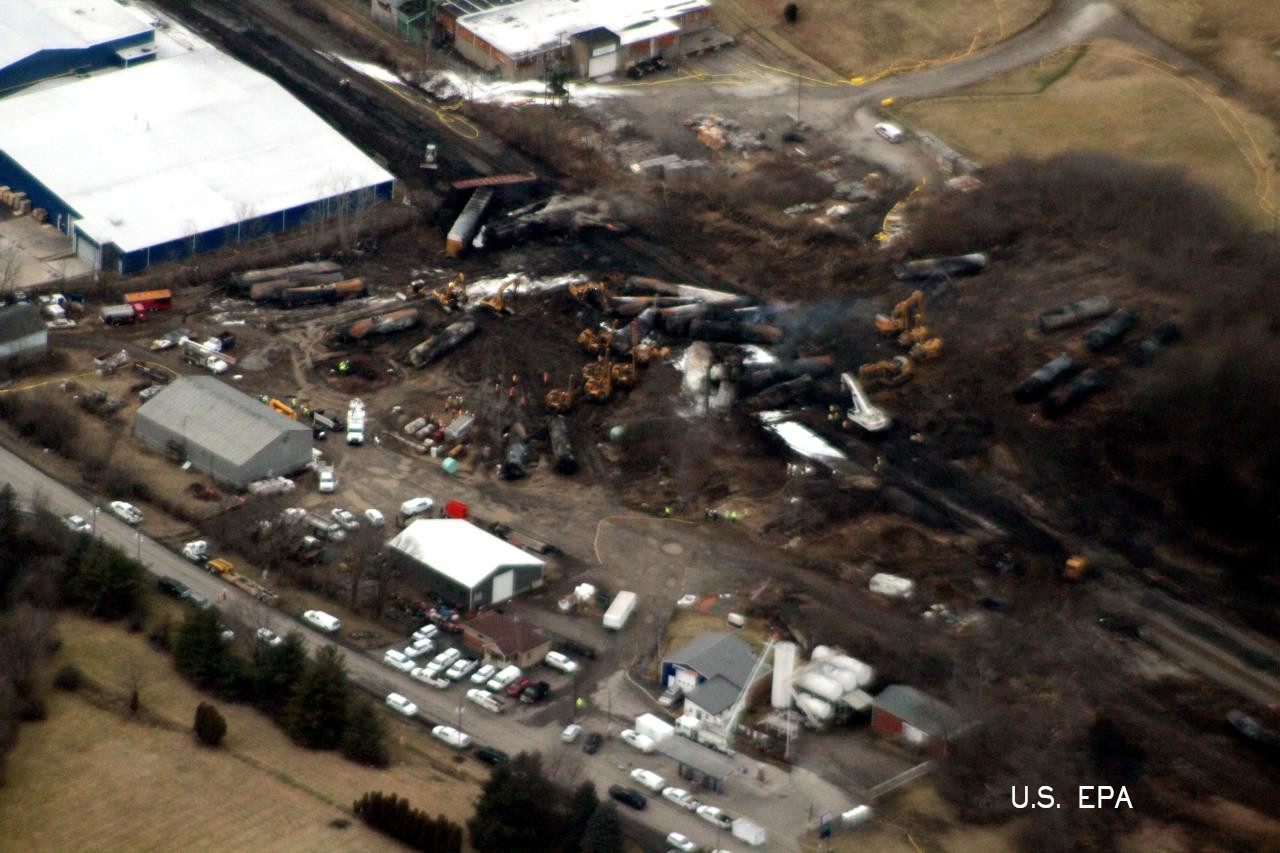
[446,0,713,81]
[0,0,156,95]
[386,519,546,611]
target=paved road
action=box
[0,440,851,852]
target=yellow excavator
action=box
[875,289,943,359]
[569,281,608,309]
[582,356,613,403]
[858,355,914,389]
[478,279,515,314]
[577,327,614,356]
[545,376,577,412]
[431,274,467,313]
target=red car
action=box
[505,676,533,698]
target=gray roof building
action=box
[133,375,312,488]
[663,632,770,690]
[0,304,48,368]
[685,675,742,716]
[871,685,972,741]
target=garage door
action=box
[588,49,616,78]
[491,570,514,604]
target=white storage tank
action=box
[820,663,860,693]
[841,804,872,827]
[810,644,836,662]
[771,641,798,709]
[796,670,844,704]
[828,654,875,687]
[869,573,915,598]
[796,693,833,723]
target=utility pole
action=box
[796,73,801,127]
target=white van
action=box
[466,687,505,714]
[874,121,905,143]
[303,609,341,634]
[398,497,434,523]
[629,767,666,793]
[486,664,522,692]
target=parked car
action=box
[385,692,418,717]
[405,637,435,659]
[474,746,509,766]
[427,647,462,676]
[630,768,666,793]
[665,824,696,845]
[431,725,472,749]
[466,687,505,714]
[608,785,647,810]
[662,787,698,811]
[874,121,905,143]
[696,804,732,830]
[281,507,307,525]
[330,508,359,529]
[317,469,337,493]
[184,592,212,610]
[256,627,284,647]
[583,732,603,754]
[620,728,656,754]
[383,649,415,672]
[157,576,190,599]
[519,681,550,704]
[505,675,533,698]
[471,664,497,686]
[363,508,385,527]
[446,658,479,680]
[561,723,582,743]
[61,514,92,534]
[398,496,434,522]
[486,664,522,692]
[544,650,579,674]
[412,623,440,642]
[666,831,699,853]
[302,609,341,633]
[411,667,452,689]
[109,500,143,525]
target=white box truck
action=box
[635,713,674,745]
[602,591,637,630]
[732,818,767,847]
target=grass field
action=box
[0,614,485,852]
[717,0,1049,78]
[898,42,1280,223]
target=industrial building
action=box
[0,4,395,275]
[462,611,551,667]
[0,304,47,369]
[870,685,972,752]
[0,0,157,95]
[663,632,770,750]
[134,376,313,488]
[446,0,713,80]
[386,519,546,610]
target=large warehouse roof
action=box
[135,375,311,465]
[388,519,545,588]
[0,0,152,71]
[457,0,708,59]
[0,47,394,252]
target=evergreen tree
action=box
[342,698,390,767]
[193,701,227,746]
[283,645,350,749]
[62,539,144,620]
[253,632,307,718]
[579,802,623,853]
[561,781,598,853]
[173,607,228,690]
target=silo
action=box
[771,641,798,709]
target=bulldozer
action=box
[858,356,914,389]
[569,281,608,309]
[431,274,467,313]
[477,279,515,315]
[545,376,577,413]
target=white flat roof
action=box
[617,18,680,46]
[458,0,708,59]
[387,519,545,589]
[0,0,153,70]
[0,47,394,253]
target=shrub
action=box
[354,791,463,853]
[784,3,799,23]
[194,701,227,747]
[18,696,47,722]
[53,665,83,692]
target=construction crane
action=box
[545,375,577,412]
[431,274,467,313]
[719,637,777,751]
[477,279,516,314]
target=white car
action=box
[404,637,435,659]
[363,508,385,527]
[411,667,452,689]
[544,650,579,675]
[446,658,479,680]
[662,787,699,811]
[874,121,905,143]
[281,507,308,525]
[630,768,666,793]
[383,649,415,672]
[432,724,472,749]
[385,692,418,717]
[666,832,699,853]
[427,647,461,676]
[399,496,434,520]
[561,723,582,743]
[330,508,359,529]
[317,469,337,493]
[696,804,732,830]
[302,610,341,634]
[256,627,284,647]
[109,500,143,525]
[466,687,505,713]
[61,514,91,534]
[620,729,656,754]
[486,664,522,692]
[412,623,439,643]
[470,664,497,686]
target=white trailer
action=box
[602,590,637,630]
[635,713,674,745]
[732,818,767,847]
[346,398,366,445]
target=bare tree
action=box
[117,653,146,717]
[0,241,22,297]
